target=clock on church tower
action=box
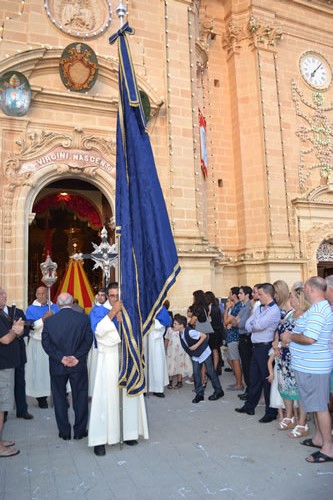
[299,51,332,91]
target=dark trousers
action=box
[14,363,28,416]
[245,344,277,417]
[50,367,88,438]
[193,354,223,397]
[238,336,253,390]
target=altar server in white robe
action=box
[88,283,149,456]
[145,305,171,397]
[25,286,59,408]
[87,288,106,397]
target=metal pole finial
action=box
[116,1,127,28]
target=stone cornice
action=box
[290,0,333,14]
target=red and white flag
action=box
[199,108,208,177]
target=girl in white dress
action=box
[164,325,192,388]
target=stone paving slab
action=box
[1,372,332,499]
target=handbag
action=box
[195,309,214,335]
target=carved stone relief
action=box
[304,222,333,274]
[44,0,112,39]
[222,15,283,54]
[317,240,333,261]
[2,128,116,243]
[196,19,215,72]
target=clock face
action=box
[299,52,332,90]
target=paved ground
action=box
[1,370,332,500]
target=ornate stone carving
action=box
[2,128,116,243]
[196,19,215,71]
[222,20,248,54]
[223,15,283,54]
[44,0,112,39]
[248,16,283,49]
[304,222,333,273]
[292,81,333,191]
[317,240,333,261]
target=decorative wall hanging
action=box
[44,0,112,39]
[0,71,31,117]
[59,43,98,92]
[292,81,333,190]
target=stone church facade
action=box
[0,0,332,310]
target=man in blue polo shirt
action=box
[281,276,333,464]
[235,283,281,422]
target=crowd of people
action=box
[0,276,332,464]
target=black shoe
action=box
[235,406,255,415]
[37,397,48,409]
[124,440,138,446]
[74,430,88,440]
[238,392,248,400]
[17,412,34,420]
[192,395,204,404]
[153,392,165,398]
[208,391,224,401]
[259,415,276,423]
[224,368,232,372]
[58,432,71,440]
[94,445,106,456]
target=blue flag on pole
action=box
[110,24,181,395]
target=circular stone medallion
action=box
[44,0,112,39]
[59,43,98,92]
[0,71,31,117]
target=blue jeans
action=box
[192,354,223,397]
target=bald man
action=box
[42,293,92,440]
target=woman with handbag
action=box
[205,291,224,374]
[189,290,215,388]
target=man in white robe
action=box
[87,288,106,397]
[88,283,149,456]
[25,287,59,408]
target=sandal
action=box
[167,383,173,389]
[301,438,321,448]
[278,417,296,430]
[305,450,333,463]
[2,440,15,448]
[288,424,309,438]
[0,447,20,458]
[175,381,183,389]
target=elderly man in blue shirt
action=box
[235,283,281,422]
[281,276,333,464]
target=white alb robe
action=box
[88,312,149,447]
[145,319,169,393]
[87,345,98,398]
[25,316,51,397]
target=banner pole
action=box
[116,0,127,451]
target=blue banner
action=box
[110,23,180,395]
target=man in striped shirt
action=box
[281,276,333,464]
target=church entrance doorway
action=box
[28,178,114,304]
